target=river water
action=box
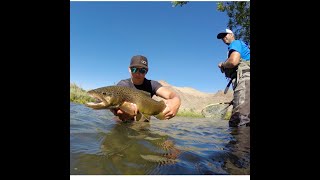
[70,102,250,175]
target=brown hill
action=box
[153,80,233,113]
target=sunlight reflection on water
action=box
[70,102,250,175]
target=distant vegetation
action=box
[171,1,250,45]
[70,83,95,104]
[176,109,204,118]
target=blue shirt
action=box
[228,40,250,60]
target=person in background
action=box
[110,55,181,122]
[217,29,250,127]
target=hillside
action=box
[70,81,233,114]
[153,80,233,113]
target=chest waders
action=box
[223,59,250,127]
[223,60,250,93]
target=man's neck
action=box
[131,78,144,85]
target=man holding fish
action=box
[86,55,181,122]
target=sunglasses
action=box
[130,67,148,74]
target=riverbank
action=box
[70,83,203,117]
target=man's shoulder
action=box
[229,40,244,51]
[117,78,131,86]
[233,40,249,47]
[231,40,242,46]
[148,79,162,92]
[145,78,161,85]
[142,78,155,84]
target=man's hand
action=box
[162,97,180,120]
[155,87,181,120]
[218,62,225,73]
[110,102,138,121]
[110,108,135,121]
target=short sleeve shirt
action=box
[117,78,162,98]
[228,40,250,60]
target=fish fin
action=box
[135,113,151,122]
[85,102,107,109]
[154,101,167,120]
[119,102,138,116]
[155,112,166,120]
[136,89,151,97]
[142,114,151,122]
[135,113,142,121]
[158,100,167,107]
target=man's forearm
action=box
[222,60,238,68]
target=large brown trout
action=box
[85,86,167,120]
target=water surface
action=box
[70,102,250,175]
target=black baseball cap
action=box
[129,55,148,68]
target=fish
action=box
[85,85,167,121]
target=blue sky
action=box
[70,1,234,93]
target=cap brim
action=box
[129,64,148,68]
[217,33,228,39]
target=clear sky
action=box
[70,1,234,93]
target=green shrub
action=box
[70,83,95,104]
[176,109,204,118]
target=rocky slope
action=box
[153,80,233,113]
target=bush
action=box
[70,83,95,104]
[176,109,204,118]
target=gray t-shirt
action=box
[117,78,162,98]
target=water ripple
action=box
[70,102,250,175]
